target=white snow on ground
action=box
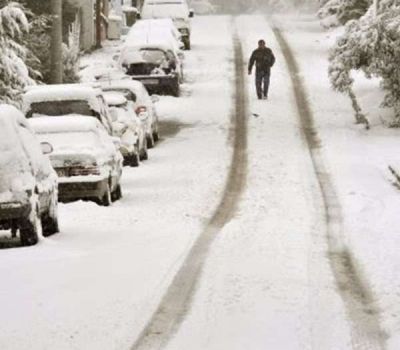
[0,16,234,350]
[2,12,400,350]
[271,14,400,349]
[166,15,352,350]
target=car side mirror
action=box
[40,142,53,155]
[136,12,141,19]
[111,136,121,149]
[151,95,160,103]
[112,54,120,62]
[109,108,119,122]
[189,9,194,18]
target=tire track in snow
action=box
[130,22,248,350]
[271,23,386,350]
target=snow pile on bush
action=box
[328,0,400,127]
[0,2,37,106]
[318,0,371,28]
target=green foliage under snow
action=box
[0,1,37,105]
[328,0,400,127]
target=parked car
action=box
[120,43,182,96]
[99,79,160,147]
[140,0,194,50]
[23,84,114,135]
[129,18,185,51]
[190,0,216,14]
[0,105,59,246]
[29,116,123,207]
[103,91,148,166]
[126,18,185,53]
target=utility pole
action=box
[50,0,62,84]
[96,0,102,48]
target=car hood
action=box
[49,147,109,168]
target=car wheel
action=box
[42,196,59,237]
[129,152,140,167]
[183,38,191,50]
[146,133,155,149]
[42,213,59,237]
[112,184,122,202]
[20,204,41,246]
[172,83,180,97]
[153,128,159,142]
[99,183,112,207]
[140,140,148,161]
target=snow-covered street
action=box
[1,10,400,350]
[0,15,234,350]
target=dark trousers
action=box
[255,70,270,98]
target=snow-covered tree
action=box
[0,1,36,105]
[22,0,81,84]
[318,0,371,28]
[329,0,400,127]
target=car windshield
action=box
[36,131,101,150]
[140,49,166,64]
[27,100,94,118]
[103,88,137,102]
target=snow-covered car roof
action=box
[141,0,190,19]
[103,92,127,107]
[23,84,101,114]
[0,105,54,200]
[28,115,103,134]
[126,29,182,52]
[129,18,181,38]
[134,18,177,29]
[99,79,146,93]
[92,67,127,82]
[0,104,31,131]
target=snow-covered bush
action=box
[24,15,51,82]
[0,2,37,105]
[62,16,81,83]
[62,43,80,83]
[318,0,371,28]
[23,0,81,84]
[329,0,400,127]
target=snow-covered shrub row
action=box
[328,0,400,127]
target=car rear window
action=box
[36,131,101,150]
[27,100,94,118]
[140,49,166,64]
[103,88,137,103]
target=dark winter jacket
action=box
[248,47,275,73]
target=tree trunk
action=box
[50,0,62,84]
[349,89,370,129]
[96,0,102,48]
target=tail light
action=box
[135,106,147,114]
[69,166,100,176]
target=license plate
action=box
[144,79,159,85]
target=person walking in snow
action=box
[248,39,275,100]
